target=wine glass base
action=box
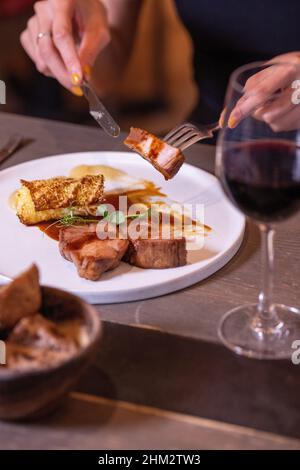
[218,303,300,359]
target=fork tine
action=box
[166,128,196,146]
[164,123,197,142]
[179,134,205,151]
[164,124,188,142]
[166,126,199,146]
[164,121,218,151]
[171,129,200,148]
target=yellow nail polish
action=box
[83,64,92,79]
[71,86,83,97]
[71,73,81,86]
[228,115,237,129]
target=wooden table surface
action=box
[0,112,299,450]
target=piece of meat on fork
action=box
[124,127,185,180]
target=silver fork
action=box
[164,122,219,150]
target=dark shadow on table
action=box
[75,321,300,439]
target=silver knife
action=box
[0,134,24,165]
[82,80,120,138]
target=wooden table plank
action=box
[0,113,298,344]
[76,322,300,440]
[0,392,299,450]
[0,112,299,449]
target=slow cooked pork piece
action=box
[124,237,187,269]
[124,127,185,180]
[59,224,129,281]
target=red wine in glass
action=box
[221,140,300,222]
[216,61,300,359]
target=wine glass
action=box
[216,61,300,359]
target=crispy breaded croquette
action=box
[15,175,104,225]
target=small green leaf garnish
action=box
[96,204,109,217]
[44,206,154,233]
[128,207,152,220]
[109,211,126,225]
[44,214,99,232]
[58,215,99,226]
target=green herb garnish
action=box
[44,205,153,233]
[109,210,126,225]
[96,204,109,218]
[58,214,100,226]
[96,204,153,226]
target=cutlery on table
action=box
[0,134,29,166]
[82,80,120,138]
[0,134,33,283]
[0,273,11,284]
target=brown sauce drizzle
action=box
[37,221,61,241]
[35,170,211,242]
[37,182,167,241]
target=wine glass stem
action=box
[252,223,280,332]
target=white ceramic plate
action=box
[0,151,245,304]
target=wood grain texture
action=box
[0,112,299,449]
[0,112,298,343]
[76,322,300,440]
[0,392,299,450]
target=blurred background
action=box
[0,0,198,134]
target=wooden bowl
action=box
[0,286,101,421]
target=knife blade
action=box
[82,80,120,138]
[0,134,24,165]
